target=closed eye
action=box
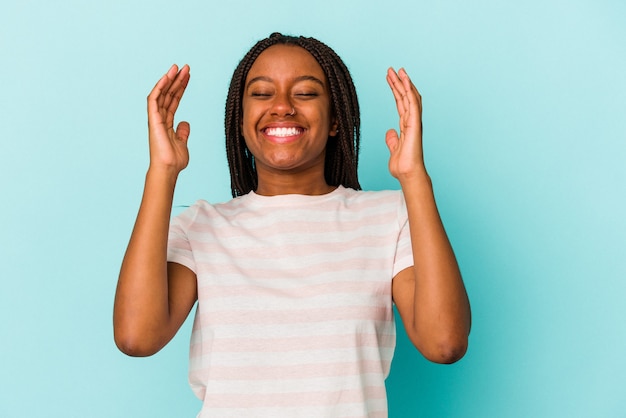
[250,92,272,98]
[295,92,319,98]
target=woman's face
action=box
[241,44,337,178]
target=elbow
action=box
[115,340,157,358]
[426,338,468,364]
[412,332,469,364]
[412,310,472,364]
[113,327,162,357]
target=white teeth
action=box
[265,127,301,137]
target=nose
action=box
[270,92,294,117]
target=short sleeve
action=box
[167,204,198,274]
[392,191,414,278]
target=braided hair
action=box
[225,32,361,197]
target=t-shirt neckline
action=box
[245,185,346,206]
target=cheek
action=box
[240,99,255,128]
[240,109,256,138]
[240,113,262,155]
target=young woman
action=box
[114,32,470,417]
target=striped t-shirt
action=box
[167,186,414,417]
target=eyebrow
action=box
[246,75,326,89]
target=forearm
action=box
[114,167,179,354]
[400,171,471,361]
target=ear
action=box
[329,118,339,137]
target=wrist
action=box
[146,165,180,186]
[397,168,432,189]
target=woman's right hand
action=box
[114,65,195,357]
[147,64,191,174]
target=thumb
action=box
[176,121,191,142]
[385,129,399,153]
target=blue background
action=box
[1,0,625,417]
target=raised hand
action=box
[385,67,425,182]
[386,68,471,363]
[147,64,191,174]
[114,64,196,357]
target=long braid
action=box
[297,36,361,190]
[225,33,361,197]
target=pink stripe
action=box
[206,191,397,218]
[190,333,394,357]
[211,192,391,209]
[191,233,392,257]
[198,360,388,381]
[197,305,391,326]
[202,387,386,408]
[190,217,395,240]
[197,280,391,299]
[168,237,189,249]
[196,257,391,280]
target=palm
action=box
[147,64,191,173]
[385,68,424,180]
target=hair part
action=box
[225,32,361,197]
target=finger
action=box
[386,68,408,116]
[387,76,410,138]
[385,129,400,153]
[163,65,191,128]
[176,121,191,142]
[397,68,423,130]
[148,64,178,120]
[397,69,416,119]
[398,68,422,113]
[156,64,180,109]
[162,65,190,115]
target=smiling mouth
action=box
[263,127,304,137]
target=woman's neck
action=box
[254,170,336,196]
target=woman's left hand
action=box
[387,69,471,363]
[385,67,425,181]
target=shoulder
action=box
[337,188,408,230]
[337,187,404,208]
[171,195,246,224]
